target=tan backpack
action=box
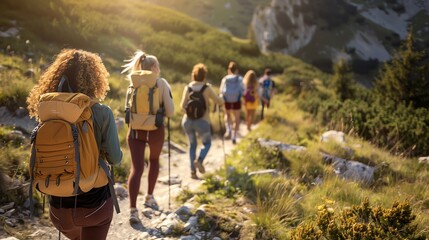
[125,74,164,131]
[29,92,110,197]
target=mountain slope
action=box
[140,0,271,38]
[0,0,299,84]
[251,0,429,73]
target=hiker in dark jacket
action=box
[180,63,224,179]
[27,49,122,240]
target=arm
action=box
[100,107,122,165]
[219,77,226,98]
[207,85,224,105]
[180,86,189,112]
[124,86,132,109]
[160,78,175,118]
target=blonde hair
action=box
[243,70,258,90]
[121,50,159,80]
[27,48,110,118]
[191,63,207,82]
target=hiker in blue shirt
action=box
[219,61,245,144]
[258,68,276,120]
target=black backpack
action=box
[185,84,208,119]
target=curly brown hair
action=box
[27,49,110,118]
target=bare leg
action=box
[247,109,255,131]
[224,109,233,139]
[232,109,240,141]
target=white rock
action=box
[418,156,429,164]
[180,236,198,240]
[258,138,306,151]
[321,130,345,144]
[248,169,279,176]
[114,183,128,199]
[184,216,198,231]
[0,202,14,211]
[5,209,16,217]
[176,205,192,216]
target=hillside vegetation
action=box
[1,0,429,239]
[140,0,271,38]
[0,0,295,85]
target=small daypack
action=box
[126,78,164,131]
[222,75,242,103]
[243,85,256,103]
[29,77,120,214]
[185,84,208,119]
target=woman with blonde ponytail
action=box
[122,51,174,224]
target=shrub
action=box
[291,198,426,240]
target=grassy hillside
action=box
[185,74,429,238]
[0,0,303,193]
[1,0,428,239]
[141,0,271,38]
[0,0,294,85]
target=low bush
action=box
[291,198,426,240]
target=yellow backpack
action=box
[126,79,163,131]
[29,92,110,197]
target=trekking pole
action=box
[167,117,171,209]
[217,105,226,171]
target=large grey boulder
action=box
[323,153,375,183]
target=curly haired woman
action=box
[27,48,122,240]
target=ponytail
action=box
[121,51,159,80]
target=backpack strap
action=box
[71,124,81,195]
[57,75,73,92]
[98,159,120,214]
[125,86,132,109]
[200,84,208,93]
[29,125,40,217]
[148,81,158,115]
[188,84,208,93]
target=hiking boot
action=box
[232,138,237,145]
[224,131,231,140]
[194,160,205,174]
[144,195,159,210]
[191,171,198,179]
[129,208,140,224]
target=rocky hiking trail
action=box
[1,124,251,240]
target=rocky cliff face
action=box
[251,0,429,72]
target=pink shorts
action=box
[224,101,241,110]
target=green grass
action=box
[140,0,272,38]
[1,0,429,238]
[0,0,296,86]
[215,71,429,237]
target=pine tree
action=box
[375,31,429,108]
[332,58,355,101]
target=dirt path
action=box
[107,124,250,239]
[18,123,251,240]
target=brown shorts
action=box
[225,101,241,110]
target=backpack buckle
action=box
[45,175,51,188]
